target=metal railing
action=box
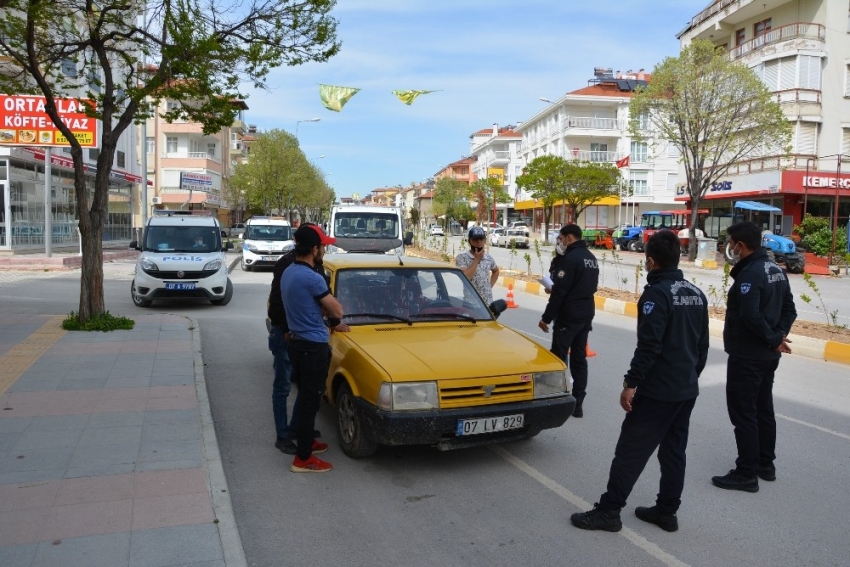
[564,150,623,163]
[562,116,624,131]
[773,88,821,105]
[691,0,746,29]
[724,154,815,176]
[162,152,221,164]
[730,22,825,59]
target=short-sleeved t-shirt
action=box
[281,261,331,343]
[455,251,497,304]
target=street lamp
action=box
[539,97,552,104]
[829,154,844,265]
[295,117,320,139]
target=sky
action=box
[243,0,704,200]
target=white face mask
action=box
[555,240,567,255]
[730,243,742,262]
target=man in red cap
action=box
[281,224,348,472]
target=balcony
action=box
[730,22,825,60]
[565,150,623,163]
[160,152,222,174]
[773,88,822,117]
[724,154,814,176]
[488,151,511,165]
[562,116,624,136]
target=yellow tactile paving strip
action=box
[0,315,66,396]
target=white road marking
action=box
[491,446,690,567]
[777,413,850,441]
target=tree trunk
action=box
[78,221,106,321]
[688,196,700,262]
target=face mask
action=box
[555,238,567,255]
[471,244,484,253]
[730,243,742,262]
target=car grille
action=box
[438,376,533,408]
[143,269,217,279]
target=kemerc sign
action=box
[180,172,213,192]
[0,95,97,147]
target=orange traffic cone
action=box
[506,284,518,308]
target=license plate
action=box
[265,255,282,262]
[456,413,524,436]
[165,282,196,290]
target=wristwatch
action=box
[623,380,635,389]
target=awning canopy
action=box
[160,193,208,204]
[513,196,621,211]
[733,200,781,213]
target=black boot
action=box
[570,503,621,532]
[635,506,678,532]
[711,470,759,493]
[572,402,583,418]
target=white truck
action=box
[129,210,234,307]
[240,216,293,271]
[326,205,413,254]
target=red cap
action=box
[294,224,336,246]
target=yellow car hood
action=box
[337,323,564,381]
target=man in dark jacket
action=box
[571,230,709,533]
[538,224,599,417]
[712,221,796,493]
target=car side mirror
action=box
[225,242,234,251]
[403,231,414,246]
[221,230,228,238]
[489,299,507,319]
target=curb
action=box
[190,317,248,567]
[497,276,850,367]
[227,254,241,273]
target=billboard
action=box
[0,94,98,147]
[180,172,213,192]
[487,167,505,184]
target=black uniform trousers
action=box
[726,355,779,477]
[599,395,696,514]
[550,319,592,404]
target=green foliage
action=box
[523,252,532,275]
[794,214,846,257]
[62,311,134,332]
[433,177,469,224]
[629,39,792,261]
[469,178,511,224]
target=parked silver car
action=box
[496,229,530,248]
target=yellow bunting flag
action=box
[392,90,436,105]
[319,84,361,112]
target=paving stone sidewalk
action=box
[0,314,245,567]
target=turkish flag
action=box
[616,155,630,168]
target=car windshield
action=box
[335,267,494,325]
[246,224,291,241]
[144,226,220,253]
[334,213,399,239]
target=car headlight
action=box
[326,244,345,253]
[376,382,438,411]
[245,243,259,252]
[140,257,159,271]
[203,259,222,271]
[533,370,568,398]
[386,246,404,255]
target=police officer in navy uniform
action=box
[538,224,599,417]
[571,230,709,533]
[712,221,796,492]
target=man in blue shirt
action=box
[281,224,347,473]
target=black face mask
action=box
[471,245,484,253]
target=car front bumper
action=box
[133,269,228,301]
[353,394,576,450]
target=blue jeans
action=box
[268,326,299,439]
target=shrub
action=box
[62,311,135,332]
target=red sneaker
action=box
[312,439,328,454]
[291,454,333,473]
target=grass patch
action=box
[62,311,135,332]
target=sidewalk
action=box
[0,314,245,567]
[0,248,139,271]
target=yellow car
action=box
[322,254,576,458]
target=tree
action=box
[629,39,792,260]
[558,161,622,225]
[516,155,566,244]
[0,0,340,321]
[469,177,511,226]
[432,177,468,227]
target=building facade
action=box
[677,0,850,237]
[468,124,522,226]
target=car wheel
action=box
[336,382,378,458]
[627,239,640,252]
[241,258,251,272]
[211,279,233,306]
[131,280,152,307]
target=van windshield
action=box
[246,224,292,241]
[334,213,399,239]
[144,226,220,253]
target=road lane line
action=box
[491,446,690,567]
[777,413,850,441]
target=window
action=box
[845,64,850,97]
[636,112,650,130]
[629,171,649,196]
[798,56,821,90]
[89,148,100,161]
[667,143,681,158]
[589,142,608,162]
[207,143,216,158]
[736,28,746,46]
[166,101,179,112]
[842,128,850,156]
[117,151,125,168]
[166,136,178,154]
[61,59,77,77]
[146,136,154,155]
[754,18,771,37]
[87,68,101,93]
[630,141,648,162]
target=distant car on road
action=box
[428,225,445,237]
[489,227,505,246]
[323,253,575,457]
[227,223,245,238]
[496,229,530,248]
[508,222,530,237]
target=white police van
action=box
[129,211,234,307]
[240,216,293,271]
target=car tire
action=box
[211,279,233,306]
[131,280,152,308]
[336,382,378,458]
[627,239,640,252]
[241,258,251,272]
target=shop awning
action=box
[733,200,781,213]
[160,193,208,204]
[513,196,621,211]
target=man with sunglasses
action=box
[456,226,500,304]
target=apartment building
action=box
[468,124,523,225]
[515,68,682,231]
[144,98,248,229]
[677,0,850,236]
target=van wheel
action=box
[131,280,152,307]
[211,279,233,306]
[336,382,378,458]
